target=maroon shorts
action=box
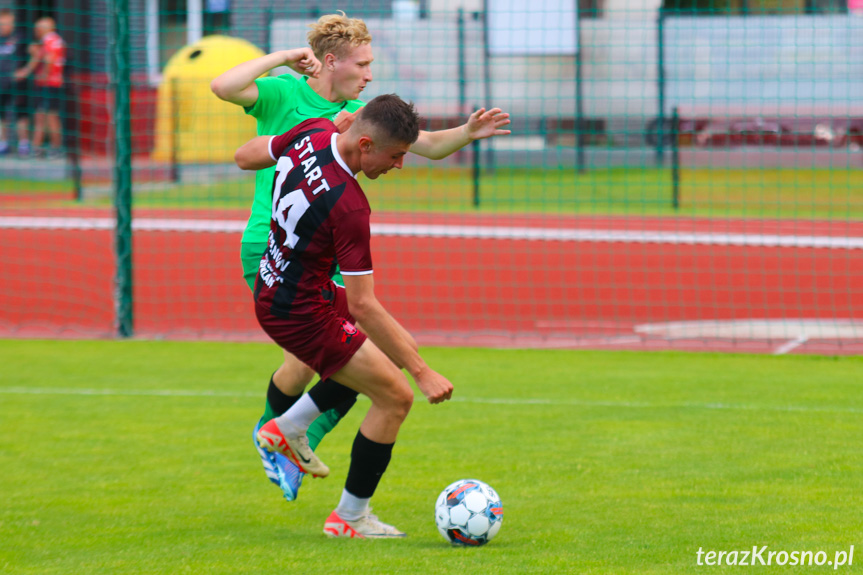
[255,284,367,382]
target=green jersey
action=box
[242,74,364,244]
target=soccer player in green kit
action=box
[211,12,510,502]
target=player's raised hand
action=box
[334,109,360,133]
[414,366,454,405]
[284,48,322,78]
[465,107,512,141]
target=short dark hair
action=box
[357,94,421,147]
[0,9,13,18]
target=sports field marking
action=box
[773,336,810,355]
[635,319,862,354]
[636,318,863,339]
[1,216,861,249]
[1,386,861,415]
[0,387,260,397]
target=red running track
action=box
[1,209,861,354]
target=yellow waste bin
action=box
[152,35,264,163]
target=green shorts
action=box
[240,242,344,293]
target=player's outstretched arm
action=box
[409,107,512,160]
[210,48,322,107]
[355,317,419,371]
[355,316,419,362]
[343,274,452,404]
[392,319,419,353]
[234,136,277,170]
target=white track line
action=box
[773,336,810,355]
[0,387,260,397]
[0,216,861,249]
[1,386,861,414]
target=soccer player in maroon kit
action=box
[234,94,453,538]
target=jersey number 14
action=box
[271,156,309,250]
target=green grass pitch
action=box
[1,340,861,574]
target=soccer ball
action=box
[434,479,503,546]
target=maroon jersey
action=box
[255,118,373,319]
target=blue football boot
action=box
[253,420,305,501]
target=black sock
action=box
[333,395,357,418]
[263,374,302,420]
[344,431,394,499]
[307,378,359,413]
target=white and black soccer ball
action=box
[434,479,503,546]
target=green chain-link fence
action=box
[1,0,860,352]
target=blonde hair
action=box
[307,12,371,60]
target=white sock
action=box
[336,489,370,521]
[275,393,321,436]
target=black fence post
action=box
[656,9,666,168]
[472,133,480,208]
[459,8,481,207]
[576,6,585,174]
[672,106,680,210]
[66,80,83,201]
[480,4,494,173]
[170,77,180,183]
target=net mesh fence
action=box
[0,0,861,353]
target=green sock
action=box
[260,401,279,425]
[306,408,342,451]
[307,394,357,451]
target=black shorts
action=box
[0,81,29,119]
[34,86,63,113]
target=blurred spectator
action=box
[0,9,31,156]
[16,16,65,158]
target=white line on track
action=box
[0,387,260,397]
[0,216,861,249]
[773,336,810,355]
[1,387,861,414]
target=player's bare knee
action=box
[279,351,315,385]
[297,364,315,386]
[372,372,412,418]
[389,381,414,420]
